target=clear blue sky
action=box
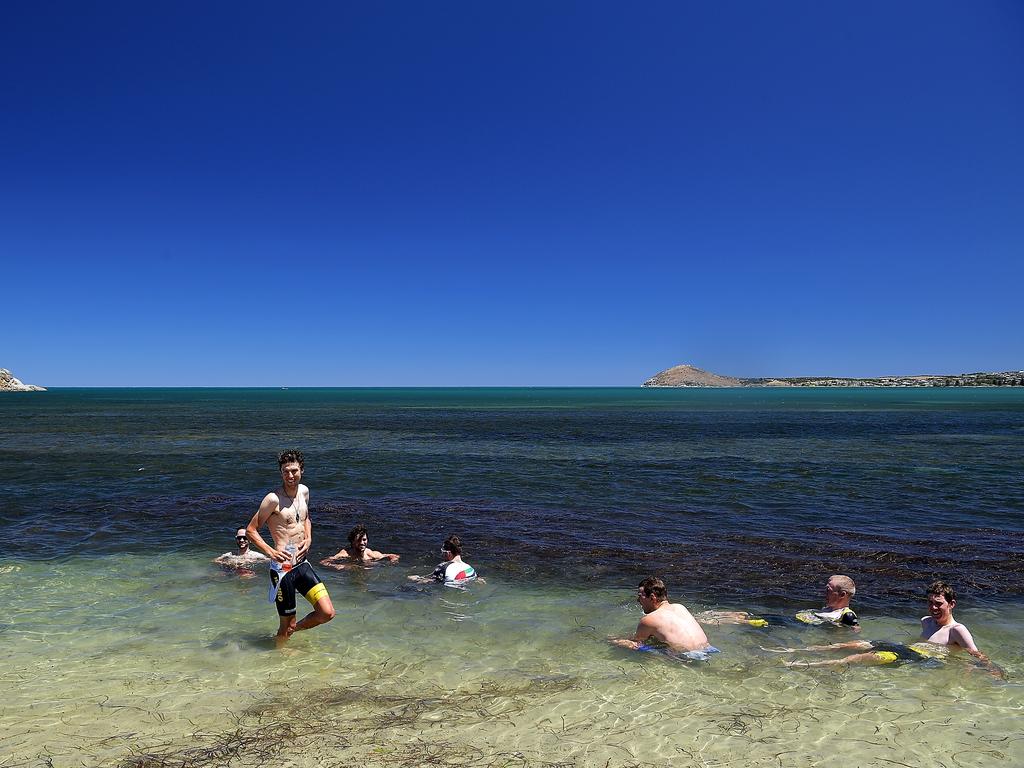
[2,2,1022,386]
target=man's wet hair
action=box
[927,580,956,604]
[829,575,856,596]
[638,576,668,601]
[278,449,304,470]
[348,524,368,546]
[442,535,462,556]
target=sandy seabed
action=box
[4,555,1023,768]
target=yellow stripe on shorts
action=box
[304,582,328,605]
[873,651,899,664]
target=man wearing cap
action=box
[214,529,269,570]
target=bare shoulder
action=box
[638,612,660,628]
[950,623,978,647]
[255,491,282,522]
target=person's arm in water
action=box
[214,550,266,566]
[366,548,400,563]
[696,610,757,626]
[320,548,351,568]
[246,494,289,564]
[408,561,448,584]
[609,615,657,650]
[949,624,1003,677]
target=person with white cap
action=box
[214,528,269,569]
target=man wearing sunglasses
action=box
[408,535,479,585]
[214,528,269,569]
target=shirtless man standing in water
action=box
[246,450,334,646]
[610,577,717,657]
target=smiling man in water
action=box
[246,450,334,646]
[775,580,1000,675]
[213,528,268,574]
[321,524,400,568]
[919,580,986,658]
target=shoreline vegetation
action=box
[643,364,1024,388]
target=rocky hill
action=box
[641,365,744,387]
[0,369,46,392]
[642,364,1024,388]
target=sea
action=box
[2,387,1023,768]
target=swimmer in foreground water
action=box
[610,577,718,660]
[408,535,480,585]
[246,450,334,647]
[214,528,269,575]
[697,575,861,630]
[774,580,1002,676]
[320,524,400,569]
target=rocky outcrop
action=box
[643,365,1024,388]
[0,369,45,392]
[642,364,743,387]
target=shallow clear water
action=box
[2,388,1023,766]
[3,555,1023,767]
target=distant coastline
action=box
[643,364,1024,388]
[0,368,45,392]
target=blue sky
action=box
[2,2,1022,385]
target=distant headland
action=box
[0,369,45,392]
[643,364,1024,388]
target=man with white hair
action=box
[697,575,860,629]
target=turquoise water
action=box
[2,388,1023,766]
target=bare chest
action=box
[271,492,307,532]
[923,620,955,644]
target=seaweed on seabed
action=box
[247,675,585,731]
[116,720,314,768]
[113,676,587,768]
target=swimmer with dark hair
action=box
[246,450,335,647]
[321,524,400,569]
[697,575,860,630]
[610,577,720,661]
[408,535,482,586]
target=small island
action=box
[643,364,1024,388]
[0,368,46,392]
